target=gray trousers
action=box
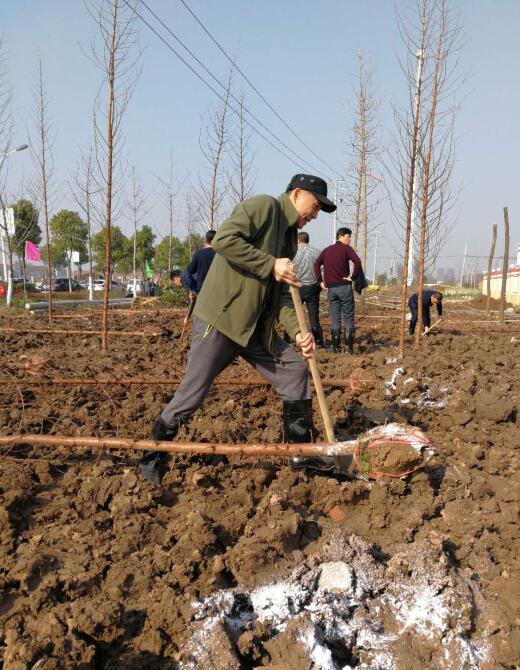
[328,283,355,332]
[161,316,311,427]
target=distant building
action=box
[482,243,520,306]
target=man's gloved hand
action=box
[295,331,315,358]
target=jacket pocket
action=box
[222,280,243,311]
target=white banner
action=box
[70,250,80,264]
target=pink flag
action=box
[25,241,41,262]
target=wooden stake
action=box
[499,207,510,325]
[486,223,497,315]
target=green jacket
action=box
[193,192,301,352]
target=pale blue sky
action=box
[1,0,519,274]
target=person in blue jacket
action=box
[408,290,443,335]
[181,230,216,295]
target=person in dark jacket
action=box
[181,230,216,294]
[314,227,361,354]
[408,290,443,335]
[139,174,337,482]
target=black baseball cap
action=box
[285,174,337,213]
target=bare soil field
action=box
[0,298,518,669]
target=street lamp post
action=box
[331,179,345,244]
[0,144,29,160]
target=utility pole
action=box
[459,240,467,286]
[331,179,344,243]
[406,49,424,286]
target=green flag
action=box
[145,260,153,278]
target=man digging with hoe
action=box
[139,174,337,483]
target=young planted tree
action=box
[86,0,140,348]
[32,56,56,321]
[347,51,381,268]
[154,152,179,274]
[388,0,431,357]
[227,88,256,204]
[414,0,461,343]
[126,165,149,292]
[69,147,102,300]
[194,67,233,231]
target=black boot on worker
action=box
[285,399,335,474]
[139,415,179,483]
[311,326,327,349]
[344,328,355,355]
[331,330,341,353]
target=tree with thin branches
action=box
[85,0,141,349]
[414,0,461,343]
[69,147,102,300]
[126,165,149,294]
[227,88,256,204]
[194,66,233,231]
[31,56,56,321]
[348,50,381,269]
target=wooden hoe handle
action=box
[290,285,336,444]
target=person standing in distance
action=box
[293,231,326,348]
[314,227,361,354]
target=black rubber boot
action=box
[409,322,416,336]
[285,399,335,474]
[331,330,341,353]
[139,415,179,483]
[311,326,327,349]
[344,328,355,355]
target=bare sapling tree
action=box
[388,0,432,357]
[126,165,148,295]
[155,151,184,273]
[415,0,461,344]
[194,66,233,231]
[486,223,497,315]
[32,56,56,322]
[348,51,381,268]
[227,88,256,204]
[85,0,141,349]
[69,147,102,300]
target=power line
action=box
[122,0,331,177]
[177,0,342,178]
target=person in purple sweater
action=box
[314,227,361,353]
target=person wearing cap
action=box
[138,174,337,482]
[314,227,361,354]
[408,290,443,335]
